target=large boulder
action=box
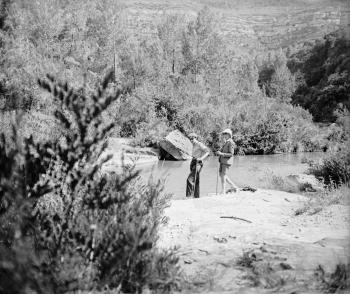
[286,174,324,192]
[159,130,192,160]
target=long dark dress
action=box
[186,158,203,198]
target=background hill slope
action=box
[119,0,348,52]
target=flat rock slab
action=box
[159,130,192,160]
[100,137,159,171]
[286,174,324,192]
[158,190,350,293]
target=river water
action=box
[138,152,325,199]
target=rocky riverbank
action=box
[100,138,159,172]
[158,189,350,293]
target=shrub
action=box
[308,143,350,185]
[236,248,290,289]
[263,170,300,193]
[0,126,57,293]
[230,95,323,155]
[89,175,181,292]
[315,263,350,293]
[294,184,350,216]
[0,73,181,293]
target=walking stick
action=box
[216,161,219,196]
[215,147,220,196]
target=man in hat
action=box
[216,128,239,194]
[186,132,210,198]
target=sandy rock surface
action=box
[158,190,350,293]
[100,138,159,171]
[286,174,324,192]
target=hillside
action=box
[119,0,348,52]
[1,0,348,151]
[289,32,350,122]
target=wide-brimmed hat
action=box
[188,132,198,139]
[222,128,232,137]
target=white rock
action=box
[159,130,192,160]
[286,174,324,192]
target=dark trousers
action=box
[186,158,203,198]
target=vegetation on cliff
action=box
[1,1,347,154]
[289,33,350,123]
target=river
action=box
[138,152,325,199]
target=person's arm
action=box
[199,150,210,161]
[218,141,234,157]
[198,142,210,161]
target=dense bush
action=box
[0,73,181,293]
[290,34,350,123]
[226,95,324,154]
[315,263,350,293]
[308,142,350,186]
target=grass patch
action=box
[315,263,350,293]
[263,170,301,193]
[236,248,293,290]
[295,184,350,216]
[308,145,350,186]
[296,145,350,215]
[181,268,218,292]
[237,250,258,268]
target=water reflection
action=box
[138,153,325,199]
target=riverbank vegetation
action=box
[294,184,350,216]
[308,143,350,186]
[0,1,348,154]
[264,140,350,215]
[297,141,350,215]
[0,74,181,293]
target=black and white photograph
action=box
[0,0,349,293]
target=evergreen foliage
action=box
[289,34,350,122]
[0,73,181,293]
[0,1,347,155]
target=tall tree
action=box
[181,7,220,84]
[156,14,184,75]
[268,63,296,103]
